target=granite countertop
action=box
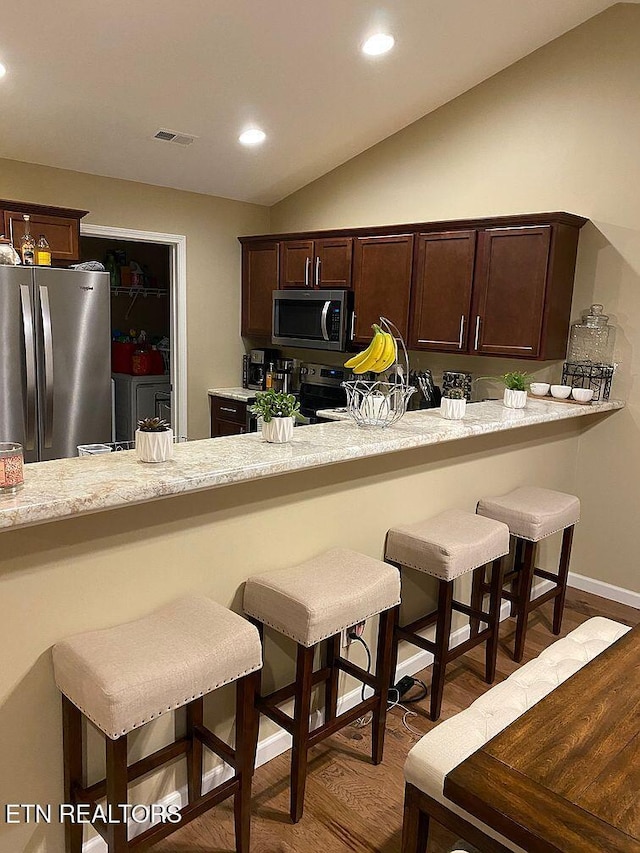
[208,387,256,402]
[0,399,623,532]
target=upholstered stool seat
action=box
[244,548,400,823]
[54,596,262,739]
[477,486,580,662]
[477,486,580,542]
[53,597,262,853]
[244,547,400,647]
[385,510,510,721]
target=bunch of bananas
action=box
[344,324,397,374]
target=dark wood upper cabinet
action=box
[353,235,414,343]
[409,231,476,353]
[280,237,352,289]
[1,199,88,262]
[315,237,352,289]
[279,240,314,288]
[240,212,585,359]
[471,226,551,358]
[241,240,279,338]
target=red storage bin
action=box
[111,342,136,374]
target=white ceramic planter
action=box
[262,417,295,443]
[503,389,527,409]
[135,428,174,463]
[440,397,466,420]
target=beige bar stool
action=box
[477,486,580,662]
[385,509,510,721]
[243,548,401,824]
[52,596,262,853]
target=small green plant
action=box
[250,390,303,423]
[477,371,534,392]
[443,387,466,400]
[137,417,171,432]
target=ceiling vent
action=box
[153,129,197,147]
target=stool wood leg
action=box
[513,540,536,663]
[430,580,453,721]
[62,697,84,853]
[234,670,260,853]
[186,697,204,802]
[485,558,506,683]
[371,606,397,765]
[469,566,486,637]
[323,633,340,724]
[105,735,128,852]
[553,525,574,635]
[290,643,315,823]
[511,537,524,616]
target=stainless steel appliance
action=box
[246,348,279,391]
[298,362,355,423]
[272,289,354,351]
[272,357,295,394]
[0,266,111,462]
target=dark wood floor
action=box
[152,589,639,853]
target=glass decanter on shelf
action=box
[567,304,616,365]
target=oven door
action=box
[272,289,352,351]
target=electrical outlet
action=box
[341,621,366,648]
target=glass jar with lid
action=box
[567,304,616,365]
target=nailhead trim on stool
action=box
[386,510,510,721]
[53,597,263,853]
[476,486,580,662]
[244,548,400,824]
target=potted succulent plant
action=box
[250,390,302,444]
[135,417,174,462]
[440,387,466,420]
[500,372,532,409]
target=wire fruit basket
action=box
[342,317,415,428]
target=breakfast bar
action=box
[0,400,625,852]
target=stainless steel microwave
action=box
[272,289,354,351]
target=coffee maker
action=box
[244,348,279,391]
[272,358,295,394]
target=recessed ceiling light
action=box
[239,128,266,146]
[362,33,395,56]
[0,63,7,78]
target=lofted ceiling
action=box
[0,0,622,206]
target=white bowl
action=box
[571,387,594,403]
[550,384,572,399]
[529,382,550,396]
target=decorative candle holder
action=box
[0,442,24,493]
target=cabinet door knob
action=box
[458,315,466,349]
[474,315,481,351]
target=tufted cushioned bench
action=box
[401,616,631,853]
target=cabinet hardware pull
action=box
[474,315,481,350]
[458,315,465,349]
[315,256,321,287]
[350,312,356,339]
[220,406,237,414]
[304,257,311,287]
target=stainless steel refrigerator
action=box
[0,266,111,462]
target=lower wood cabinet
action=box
[210,396,247,437]
[353,234,414,343]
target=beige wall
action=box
[0,419,583,853]
[271,3,640,594]
[0,158,270,439]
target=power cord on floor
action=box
[349,633,374,728]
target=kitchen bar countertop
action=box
[0,399,623,532]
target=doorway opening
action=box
[80,224,187,440]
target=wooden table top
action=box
[444,625,640,853]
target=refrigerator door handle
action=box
[19,285,37,451]
[39,285,54,448]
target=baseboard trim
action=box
[568,571,640,609]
